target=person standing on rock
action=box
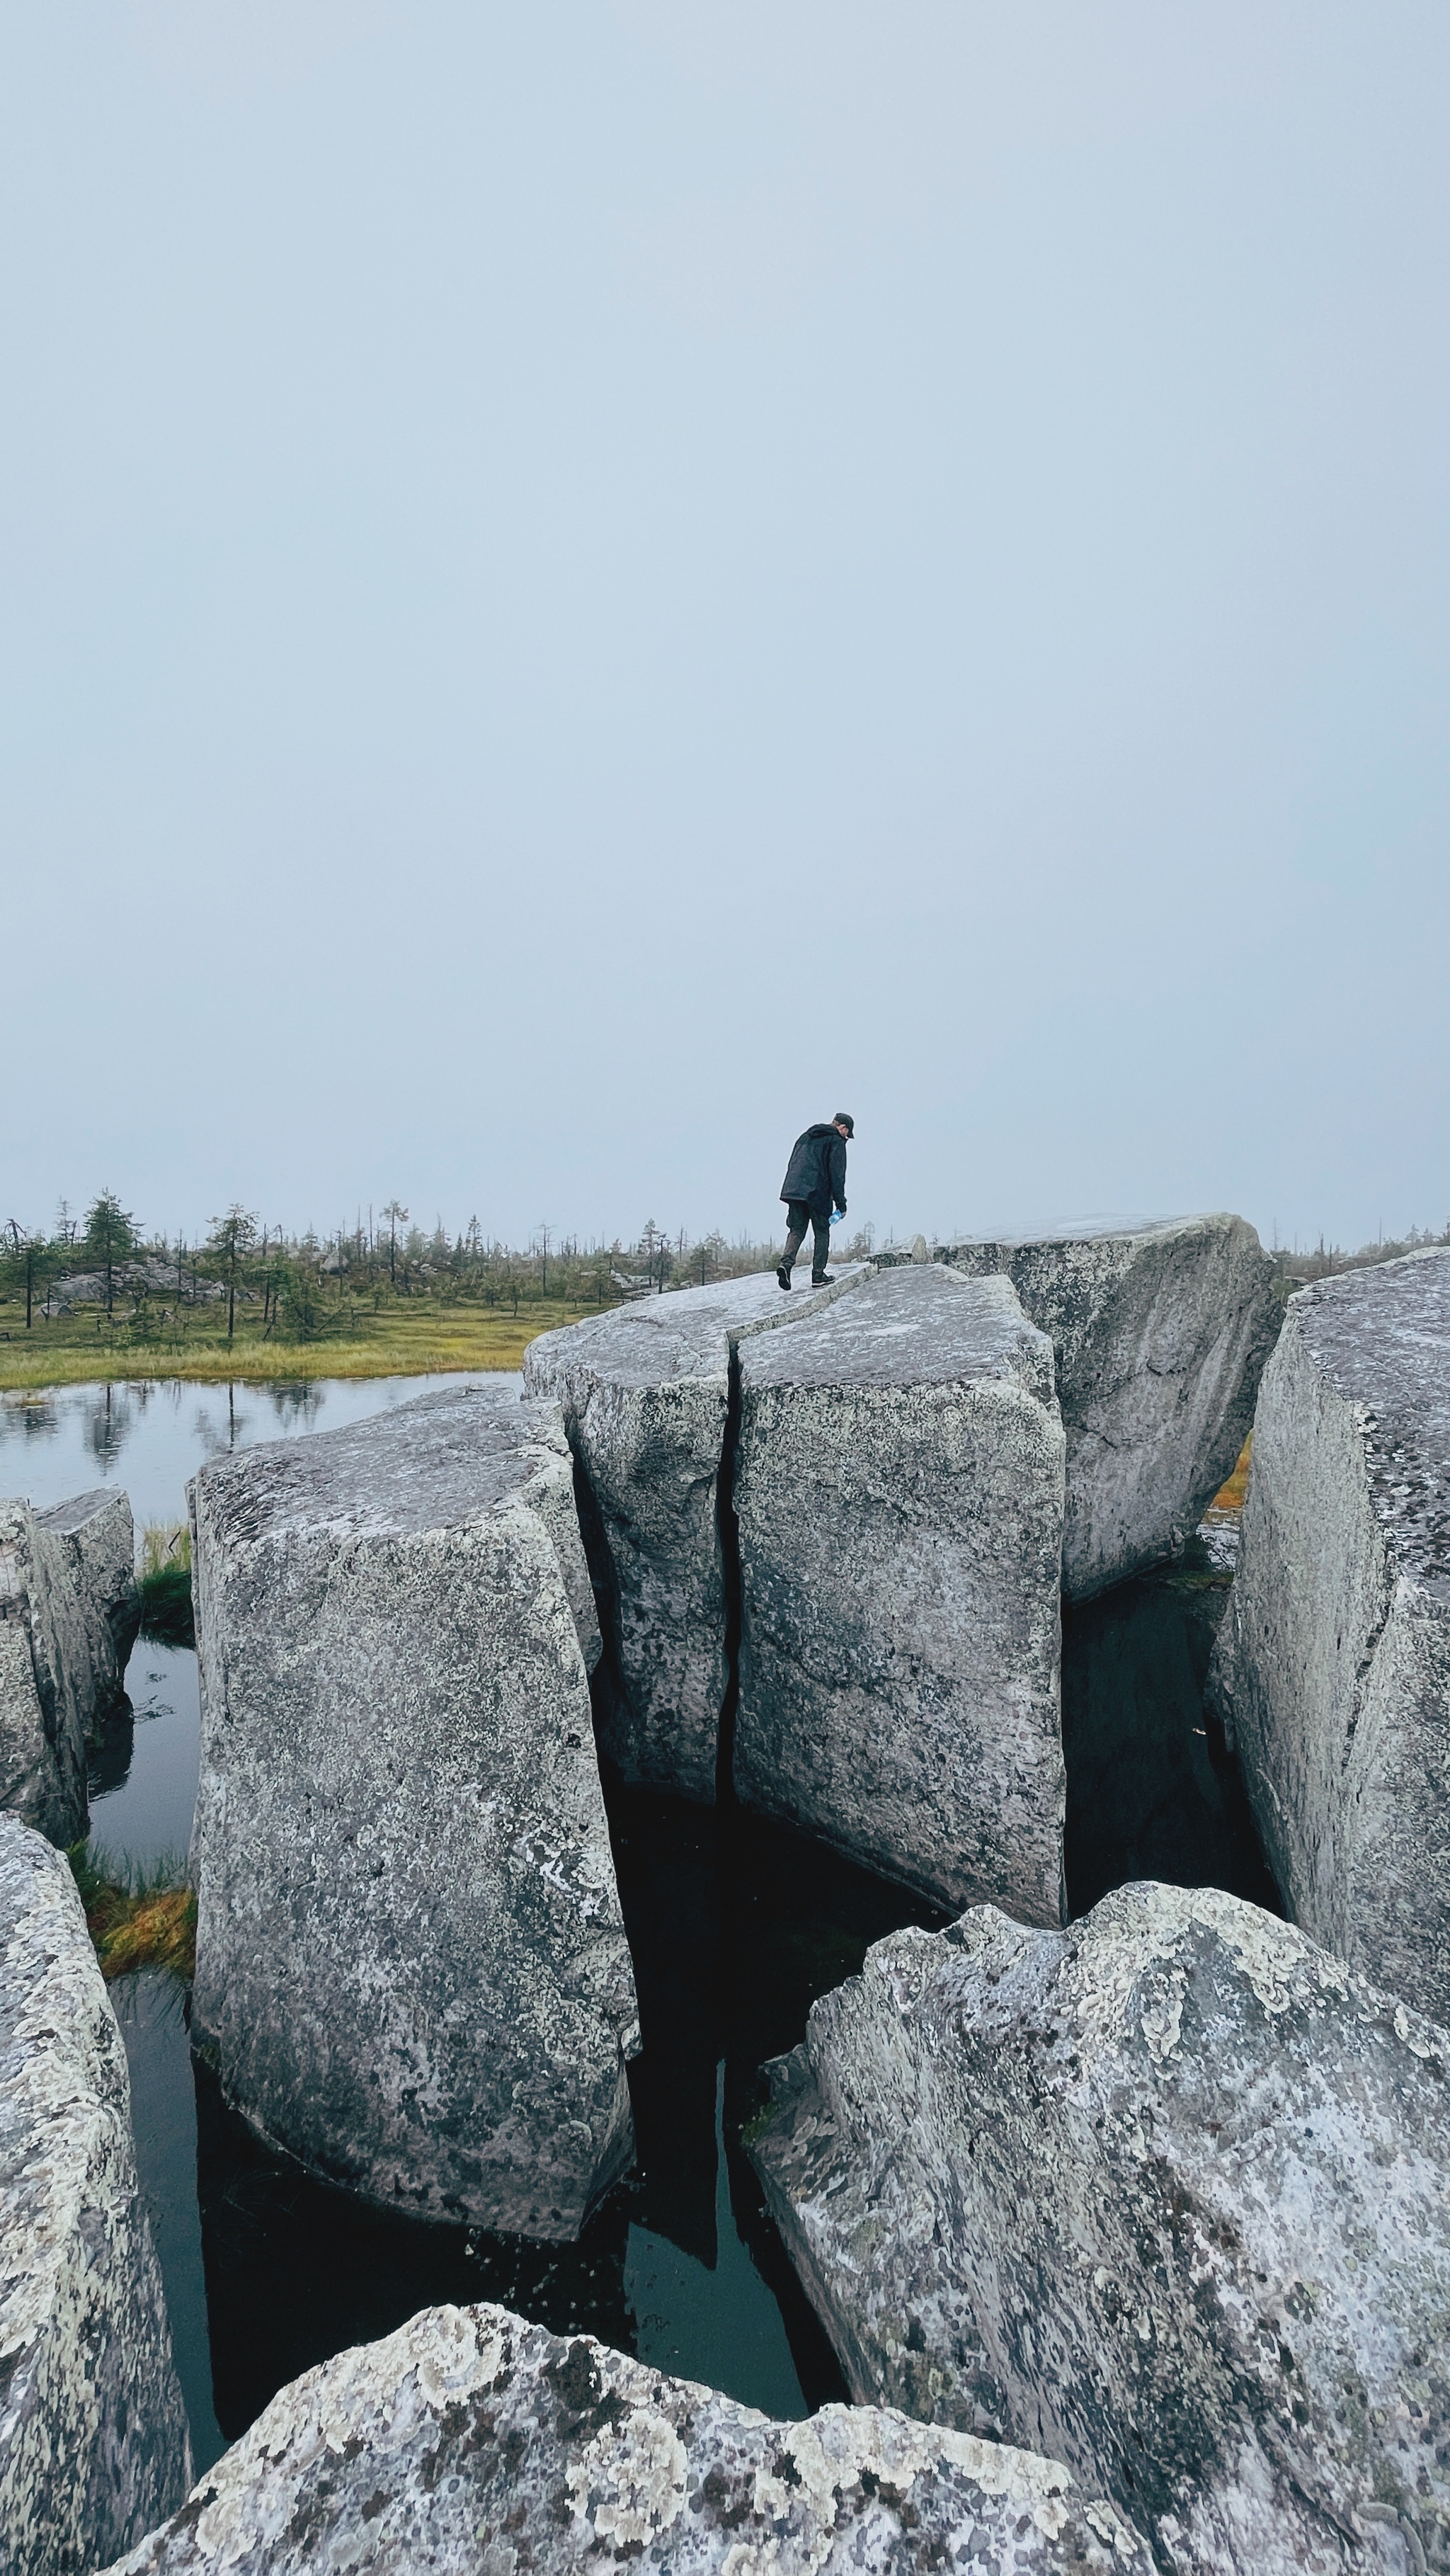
[776,1113,853,1290]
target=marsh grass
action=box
[0,1294,603,1389]
[138,1522,194,1645]
[68,1840,196,1981]
[1209,1436,1252,1512]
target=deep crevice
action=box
[714,1338,745,1811]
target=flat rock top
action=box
[742,1264,1054,1398]
[529,1267,866,1391]
[190,1382,570,1544]
[33,1486,118,1535]
[1290,1248,1450,1587]
[944,1212,1231,1254]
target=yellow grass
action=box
[68,1844,197,1980]
[1208,1435,1252,1513]
[0,1296,607,1390]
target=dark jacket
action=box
[780,1124,847,1223]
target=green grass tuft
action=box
[67,1840,196,1981]
[137,1523,193,1645]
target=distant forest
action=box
[2,1192,1445,1347]
[0,1191,879,1345]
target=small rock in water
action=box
[1211,1246,1450,2026]
[0,1813,190,2576]
[0,1485,136,1845]
[96,2297,1155,2574]
[733,1264,1066,1920]
[749,1878,1450,2576]
[941,1214,1278,1599]
[189,1381,638,2240]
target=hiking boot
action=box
[811,1271,834,1287]
[775,1264,792,1291]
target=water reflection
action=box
[0,1373,512,1530]
[191,1780,918,2445]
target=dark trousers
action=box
[781,1200,831,1280]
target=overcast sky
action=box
[4,4,1446,1255]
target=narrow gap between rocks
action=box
[713,1337,746,1811]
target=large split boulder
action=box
[750,1879,1450,2576]
[1211,1248,1450,2024]
[98,2296,1153,2575]
[0,1813,190,2576]
[524,1270,865,1800]
[0,1486,136,1845]
[733,1265,1066,1921]
[189,1382,639,2241]
[937,1216,1277,1597]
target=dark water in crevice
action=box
[105,1557,1279,2483]
[1061,1562,1279,1919]
[171,1773,938,2465]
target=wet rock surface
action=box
[188,1381,639,2240]
[1211,1248,1450,2025]
[0,1814,190,2575]
[750,1879,1450,2576]
[99,2297,1153,2575]
[734,1266,1066,1920]
[937,1216,1277,1599]
[524,1270,865,1800]
[0,1484,135,1843]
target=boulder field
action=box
[523,1266,867,1799]
[937,1215,1278,1597]
[97,2297,1155,2575]
[188,1381,639,2240]
[733,1265,1066,1919]
[0,1486,136,1845]
[1211,1247,1450,2029]
[749,1879,1450,2576]
[0,1813,190,2576]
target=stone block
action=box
[940,1216,1278,1597]
[189,1383,638,2241]
[0,1486,136,1845]
[1211,1248,1450,2023]
[750,1879,1450,2576]
[734,1265,1066,1920]
[523,1270,866,1800]
[0,1814,190,2575]
[98,2296,1153,2574]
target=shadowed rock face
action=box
[734,1267,1066,1921]
[188,1383,639,2241]
[0,1816,190,2576]
[750,1881,1450,2576]
[1211,1248,1450,2025]
[97,2297,1154,2575]
[940,1216,1278,1599]
[0,1486,136,1845]
[524,1270,867,1801]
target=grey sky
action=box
[4,4,1446,1255]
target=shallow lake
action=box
[1,1376,1277,2478]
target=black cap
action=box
[833,1111,855,1135]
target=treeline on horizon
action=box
[4,1192,1446,1346]
[0,1190,880,1345]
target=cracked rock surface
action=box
[734,1266,1066,1919]
[0,1814,190,2576]
[189,1383,639,2240]
[524,1270,866,1800]
[750,1879,1450,2576]
[940,1216,1277,1599]
[98,2296,1153,2575]
[0,1486,136,1845]
[1211,1248,1450,2025]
